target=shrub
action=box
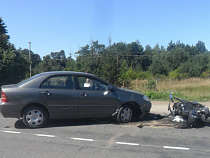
[145,79,157,91]
[201,70,210,78]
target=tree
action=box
[65,56,76,71]
[37,51,67,72]
[196,41,207,53]
[167,40,176,51]
[0,17,10,50]
[126,40,143,53]
[50,50,66,60]
[108,42,126,52]
[0,50,29,85]
[90,40,105,54]
[18,48,41,69]
[149,53,169,76]
[75,44,90,55]
[179,54,209,77]
[0,18,29,85]
[169,68,183,80]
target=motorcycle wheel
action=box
[191,119,198,128]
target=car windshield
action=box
[17,73,44,87]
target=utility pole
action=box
[28,42,32,78]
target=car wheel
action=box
[117,105,133,123]
[23,106,47,128]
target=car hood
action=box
[118,88,144,96]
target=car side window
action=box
[40,75,75,90]
[77,76,108,91]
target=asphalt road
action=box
[0,101,210,158]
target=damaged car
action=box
[0,71,151,128]
[168,94,210,127]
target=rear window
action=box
[17,74,44,87]
[40,75,75,90]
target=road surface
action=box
[0,101,210,158]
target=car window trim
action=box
[75,75,109,91]
[39,74,76,90]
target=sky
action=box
[0,0,210,59]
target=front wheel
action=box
[117,105,133,123]
[23,106,48,128]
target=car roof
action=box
[40,71,95,76]
[16,71,97,88]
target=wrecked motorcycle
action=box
[168,95,210,127]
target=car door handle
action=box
[79,92,88,97]
[42,91,51,96]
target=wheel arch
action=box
[20,103,50,118]
[120,101,148,120]
[121,101,142,114]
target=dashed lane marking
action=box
[1,130,193,151]
[4,131,21,134]
[33,134,55,138]
[164,146,190,150]
[116,142,139,146]
[71,138,95,142]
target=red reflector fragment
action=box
[1,91,9,102]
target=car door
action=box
[39,75,79,117]
[76,76,118,116]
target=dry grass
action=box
[130,78,210,101]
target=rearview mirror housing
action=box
[108,85,114,92]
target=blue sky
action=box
[0,0,210,58]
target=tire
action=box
[191,119,198,128]
[117,105,133,123]
[23,106,48,128]
[139,112,147,120]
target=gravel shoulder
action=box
[151,101,210,115]
[151,101,169,115]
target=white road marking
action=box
[4,131,21,134]
[33,134,55,138]
[0,130,193,151]
[72,138,94,142]
[164,146,190,150]
[116,142,139,146]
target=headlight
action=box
[143,95,150,102]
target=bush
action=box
[201,70,210,78]
[137,71,153,79]
[143,91,185,101]
[145,79,157,91]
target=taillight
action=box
[1,91,9,102]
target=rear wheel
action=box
[23,106,48,128]
[191,118,198,128]
[117,105,133,123]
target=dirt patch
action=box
[122,113,193,129]
[122,113,181,128]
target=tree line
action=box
[1,17,210,87]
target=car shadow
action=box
[14,113,210,129]
[14,113,166,129]
[14,117,115,129]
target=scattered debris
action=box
[173,116,185,122]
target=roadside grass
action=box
[130,78,210,101]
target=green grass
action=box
[130,78,210,102]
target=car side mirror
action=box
[108,85,114,92]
